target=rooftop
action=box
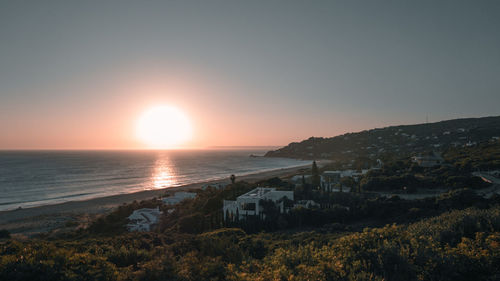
[239,187,276,199]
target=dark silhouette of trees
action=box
[312,161,320,189]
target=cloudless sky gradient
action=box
[1,0,499,149]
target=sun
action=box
[136,106,192,149]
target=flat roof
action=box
[239,187,276,198]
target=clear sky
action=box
[1,0,499,149]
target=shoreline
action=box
[0,162,311,213]
[0,163,316,235]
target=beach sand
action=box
[0,164,315,236]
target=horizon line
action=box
[0,146,283,151]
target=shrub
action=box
[0,230,10,239]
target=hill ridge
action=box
[265,115,500,160]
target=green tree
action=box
[312,161,320,189]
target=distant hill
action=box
[265,116,500,160]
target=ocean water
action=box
[0,149,309,211]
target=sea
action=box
[0,149,309,211]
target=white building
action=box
[412,155,443,167]
[321,169,369,191]
[162,192,197,205]
[127,207,162,232]
[201,182,227,190]
[321,171,341,191]
[294,200,320,209]
[290,174,311,184]
[223,187,294,221]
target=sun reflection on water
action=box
[152,155,177,189]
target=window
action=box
[241,202,256,211]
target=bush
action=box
[178,213,205,234]
[0,230,10,239]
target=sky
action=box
[1,0,499,149]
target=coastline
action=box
[0,163,316,236]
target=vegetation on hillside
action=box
[265,116,500,162]
[315,141,500,192]
[1,205,500,281]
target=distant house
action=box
[127,207,162,232]
[465,141,477,147]
[162,192,197,205]
[294,200,320,209]
[321,171,341,191]
[290,175,311,185]
[223,187,294,221]
[321,169,370,191]
[412,154,443,167]
[201,183,227,190]
[341,169,369,179]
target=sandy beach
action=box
[0,163,316,236]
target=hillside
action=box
[265,116,500,161]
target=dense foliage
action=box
[229,207,500,281]
[444,141,500,171]
[265,116,500,161]
[359,158,491,192]
[349,142,500,192]
[2,206,500,281]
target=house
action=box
[201,182,227,190]
[223,187,294,221]
[465,141,477,147]
[321,169,370,191]
[341,169,369,179]
[412,154,443,167]
[321,171,341,191]
[127,207,162,232]
[162,192,197,205]
[291,174,311,184]
[294,200,320,209]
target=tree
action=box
[225,210,230,226]
[312,161,320,189]
[340,176,355,192]
[230,174,236,184]
[0,229,10,239]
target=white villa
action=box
[223,187,294,221]
[321,171,341,191]
[127,207,162,232]
[294,200,320,209]
[162,192,197,205]
[201,182,227,190]
[321,169,369,191]
[290,174,311,184]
